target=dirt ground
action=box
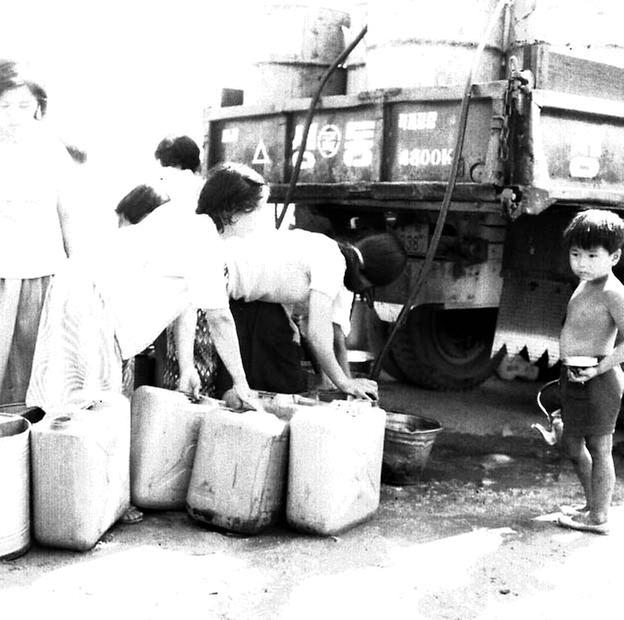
[2,377,624,619]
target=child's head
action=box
[154,135,200,173]
[196,162,269,233]
[0,59,47,126]
[563,209,624,254]
[115,184,170,226]
[563,209,624,280]
[339,233,407,299]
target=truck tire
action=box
[390,306,500,390]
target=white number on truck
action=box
[398,111,438,131]
[291,123,317,170]
[398,147,453,167]
[343,120,375,168]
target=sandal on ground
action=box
[120,505,144,524]
[557,513,609,535]
[560,504,591,516]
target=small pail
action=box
[348,350,375,375]
[0,402,46,424]
[382,411,442,485]
[0,414,31,559]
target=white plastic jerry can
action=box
[31,394,131,551]
[251,391,320,421]
[287,404,386,535]
[130,386,222,509]
[186,408,289,534]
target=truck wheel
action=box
[364,309,407,382]
[390,306,500,390]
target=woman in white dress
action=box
[0,59,80,404]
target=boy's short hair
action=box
[339,233,407,295]
[154,135,200,173]
[115,184,170,225]
[563,209,624,254]
[196,162,268,233]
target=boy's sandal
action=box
[557,513,609,535]
[120,505,144,524]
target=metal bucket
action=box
[382,411,443,485]
[348,350,375,375]
[365,0,505,89]
[0,414,31,559]
[245,3,349,103]
[0,402,46,424]
[247,62,347,103]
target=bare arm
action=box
[597,289,624,371]
[173,306,201,398]
[56,154,85,257]
[333,322,351,377]
[307,290,377,400]
[202,307,254,405]
[577,287,624,381]
[57,195,80,256]
[174,305,254,405]
[308,323,351,390]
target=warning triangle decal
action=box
[252,139,271,165]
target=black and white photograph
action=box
[2,1,624,617]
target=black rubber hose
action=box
[275,25,368,229]
[370,0,513,380]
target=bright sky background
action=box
[1,2,258,189]
[1,0,620,215]
[0,0,351,210]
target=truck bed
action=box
[205,49,624,215]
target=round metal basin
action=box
[382,411,443,485]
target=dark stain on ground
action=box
[406,436,621,492]
[382,431,562,491]
[186,504,278,536]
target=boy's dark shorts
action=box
[560,365,624,437]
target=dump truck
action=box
[202,1,624,390]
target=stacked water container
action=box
[0,394,131,555]
[286,399,386,535]
[130,386,222,510]
[2,385,387,558]
[185,404,291,534]
[182,391,387,536]
[31,394,132,551]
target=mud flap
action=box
[492,277,572,364]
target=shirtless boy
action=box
[558,209,624,534]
